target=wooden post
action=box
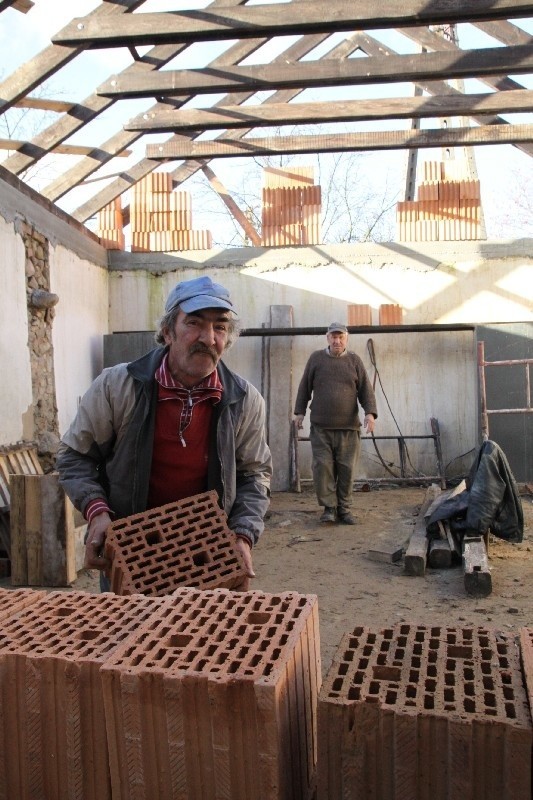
[9,473,76,587]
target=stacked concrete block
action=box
[96,197,125,250]
[261,167,321,246]
[396,159,483,242]
[130,173,212,252]
[103,490,247,596]
[101,588,321,800]
[318,623,532,800]
[0,589,163,800]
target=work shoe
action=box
[337,510,356,525]
[320,507,336,523]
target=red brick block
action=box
[0,590,162,800]
[103,491,247,596]
[318,623,532,800]
[101,588,321,799]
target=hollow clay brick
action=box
[317,623,532,800]
[100,588,321,800]
[103,491,247,596]
[521,628,533,720]
[0,590,163,800]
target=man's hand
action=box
[84,512,112,571]
[364,414,376,434]
[293,414,305,430]
[234,536,256,591]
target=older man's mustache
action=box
[189,343,218,361]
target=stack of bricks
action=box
[103,490,248,596]
[130,172,212,252]
[347,304,404,326]
[96,196,125,250]
[101,588,321,800]
[261,166,321,246]
[0,586,320,800]
[317,623,532,800]
[397,160,482,242]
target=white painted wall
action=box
[0,216,33,443]
[50,244,109,435]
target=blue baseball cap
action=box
[165,276,235,314]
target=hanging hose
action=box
[366,338,401,478]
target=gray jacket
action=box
[56,347,272,546]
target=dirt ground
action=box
[72,484,533,676]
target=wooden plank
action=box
[53,1,533,48]
[9,474,27,585]
[146,123,533,161]
[463,535,492,597]
[428,538,452,569]
[404,484,441,577]
[98,44,533,99]
[24,475,43,586]
[200,164,261,246]
[0,139,132,156]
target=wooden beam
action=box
[201,164,261,246]
[0,0,34,12]
[14,97,74,113]
[52,0,533,47]
[145,123,533,160]
[125,89,533,132]
[0,138,132,157]
[98,44,533,99]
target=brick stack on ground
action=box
[397,159,483,242]
[261,166,321,246]
[317,623,532,800]
[0,588,163,800]
[103,490,248,596]
[101,587,321,800]
[130,172,212,252]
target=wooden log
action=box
[463,534,492,597]
[428,537,452,569]
[404,483,441,577]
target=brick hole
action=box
[424,695,434,710]
[354,671,365,684]
[79,629,99,641]
[412,656,421,668]
[446,633,456,643]
[444,688,455,702]
[348,638,360,649]
[185,650,199,663]
[385,690,397,704]
[481,648,492,660]
[430,638,440,649]
[367,633,377,644]
[464,683,475,696]
[415,631,425,642]
[395,648,405,659]
[249,654,261,667]
[54,608,74,617]
[484,693,496,707]
[413,643,422,655]
[483,676,495,691]
[348,687,360,700]
[428,651,437,663]
[206,645,217,656]
[380,641,391,652]
[479,636,489,647]
[339,663,348,676]
[430,627,441,636]
[503,687,515,701]
[359,658,369,669]
[377,654,387,665]
[406,685,417,698]
[343,650,354,661]
[332,678,344,692]
[145,531,163,546]
[363,645,373,656]
[425,679,436,692]
[383,628,395,639]
[463,629,473,640]
[368,681,380,695]
[279,635,289,645]
[373,665,401,681]
[247,612,270,625]
[481,662,491,675]
[499,657,509,668]
[448,645,473,659]
[464,698,476,714]
[501,672,512,685]
[445,673,455,686]
[446,659,456,670]
[216,653,228,664]
[464,667,474,680]
[397,636,407,647]
[246,632,259,644]
[505,703,517,719]
[353,626,367,637]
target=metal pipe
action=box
[240,323,476,337]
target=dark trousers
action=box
[310,425,361,511]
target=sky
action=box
[1,0,532,245]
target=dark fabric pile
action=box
[426,440,524,544]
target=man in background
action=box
[293,322,377,524]
[57,275,272,590]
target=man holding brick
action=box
[293,323,377,525]
[57,276,272,590]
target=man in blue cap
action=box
[57,276,272,590]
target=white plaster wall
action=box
[0,216,33,443]
[50,245,109,435]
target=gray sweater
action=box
[294,349,378,429]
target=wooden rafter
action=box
[145,123,533,161]
[52,0,533,48]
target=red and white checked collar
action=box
[155,353,223,446]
